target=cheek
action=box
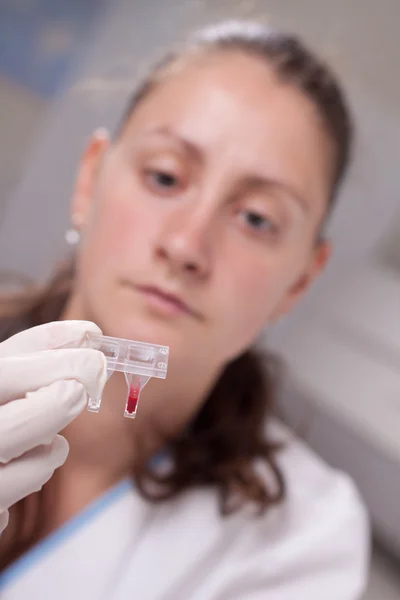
[80,174,159,275]
[235,266,281,314]
[212,249,289,349]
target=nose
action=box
[154,203,214,279]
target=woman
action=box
[0,20,369,599]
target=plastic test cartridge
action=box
[82,332,169,418]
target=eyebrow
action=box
[142,126,204,164]
[241,175,310,214]
[142,126,309,213]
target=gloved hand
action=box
[0,320,107,534]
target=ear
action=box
[270,240,332,322]
[71,128,110,225]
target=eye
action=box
[240,210,278,234]
[145,169,180,192]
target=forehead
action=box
[121,51,333,212]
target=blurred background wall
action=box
[0,1,399,597]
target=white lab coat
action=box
[0,421,370,599]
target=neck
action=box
[52,296,221,525]
[61,347,218,463]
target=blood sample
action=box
[125,381,141,417]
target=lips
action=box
[135,284,200,319]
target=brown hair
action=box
[0,20,353,571]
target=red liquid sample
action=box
[126,382,141,415]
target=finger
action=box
[0,320,102,359]
[0,380,86,463]
[0,347,107,406]
[0,436,69,511]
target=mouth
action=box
[133,284,201,320]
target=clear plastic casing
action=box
[82,333,169,418]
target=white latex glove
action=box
[0,320,107,534]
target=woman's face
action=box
[71,51,333,372]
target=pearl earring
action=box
[65,227,80,246]
[65,214,84,246]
